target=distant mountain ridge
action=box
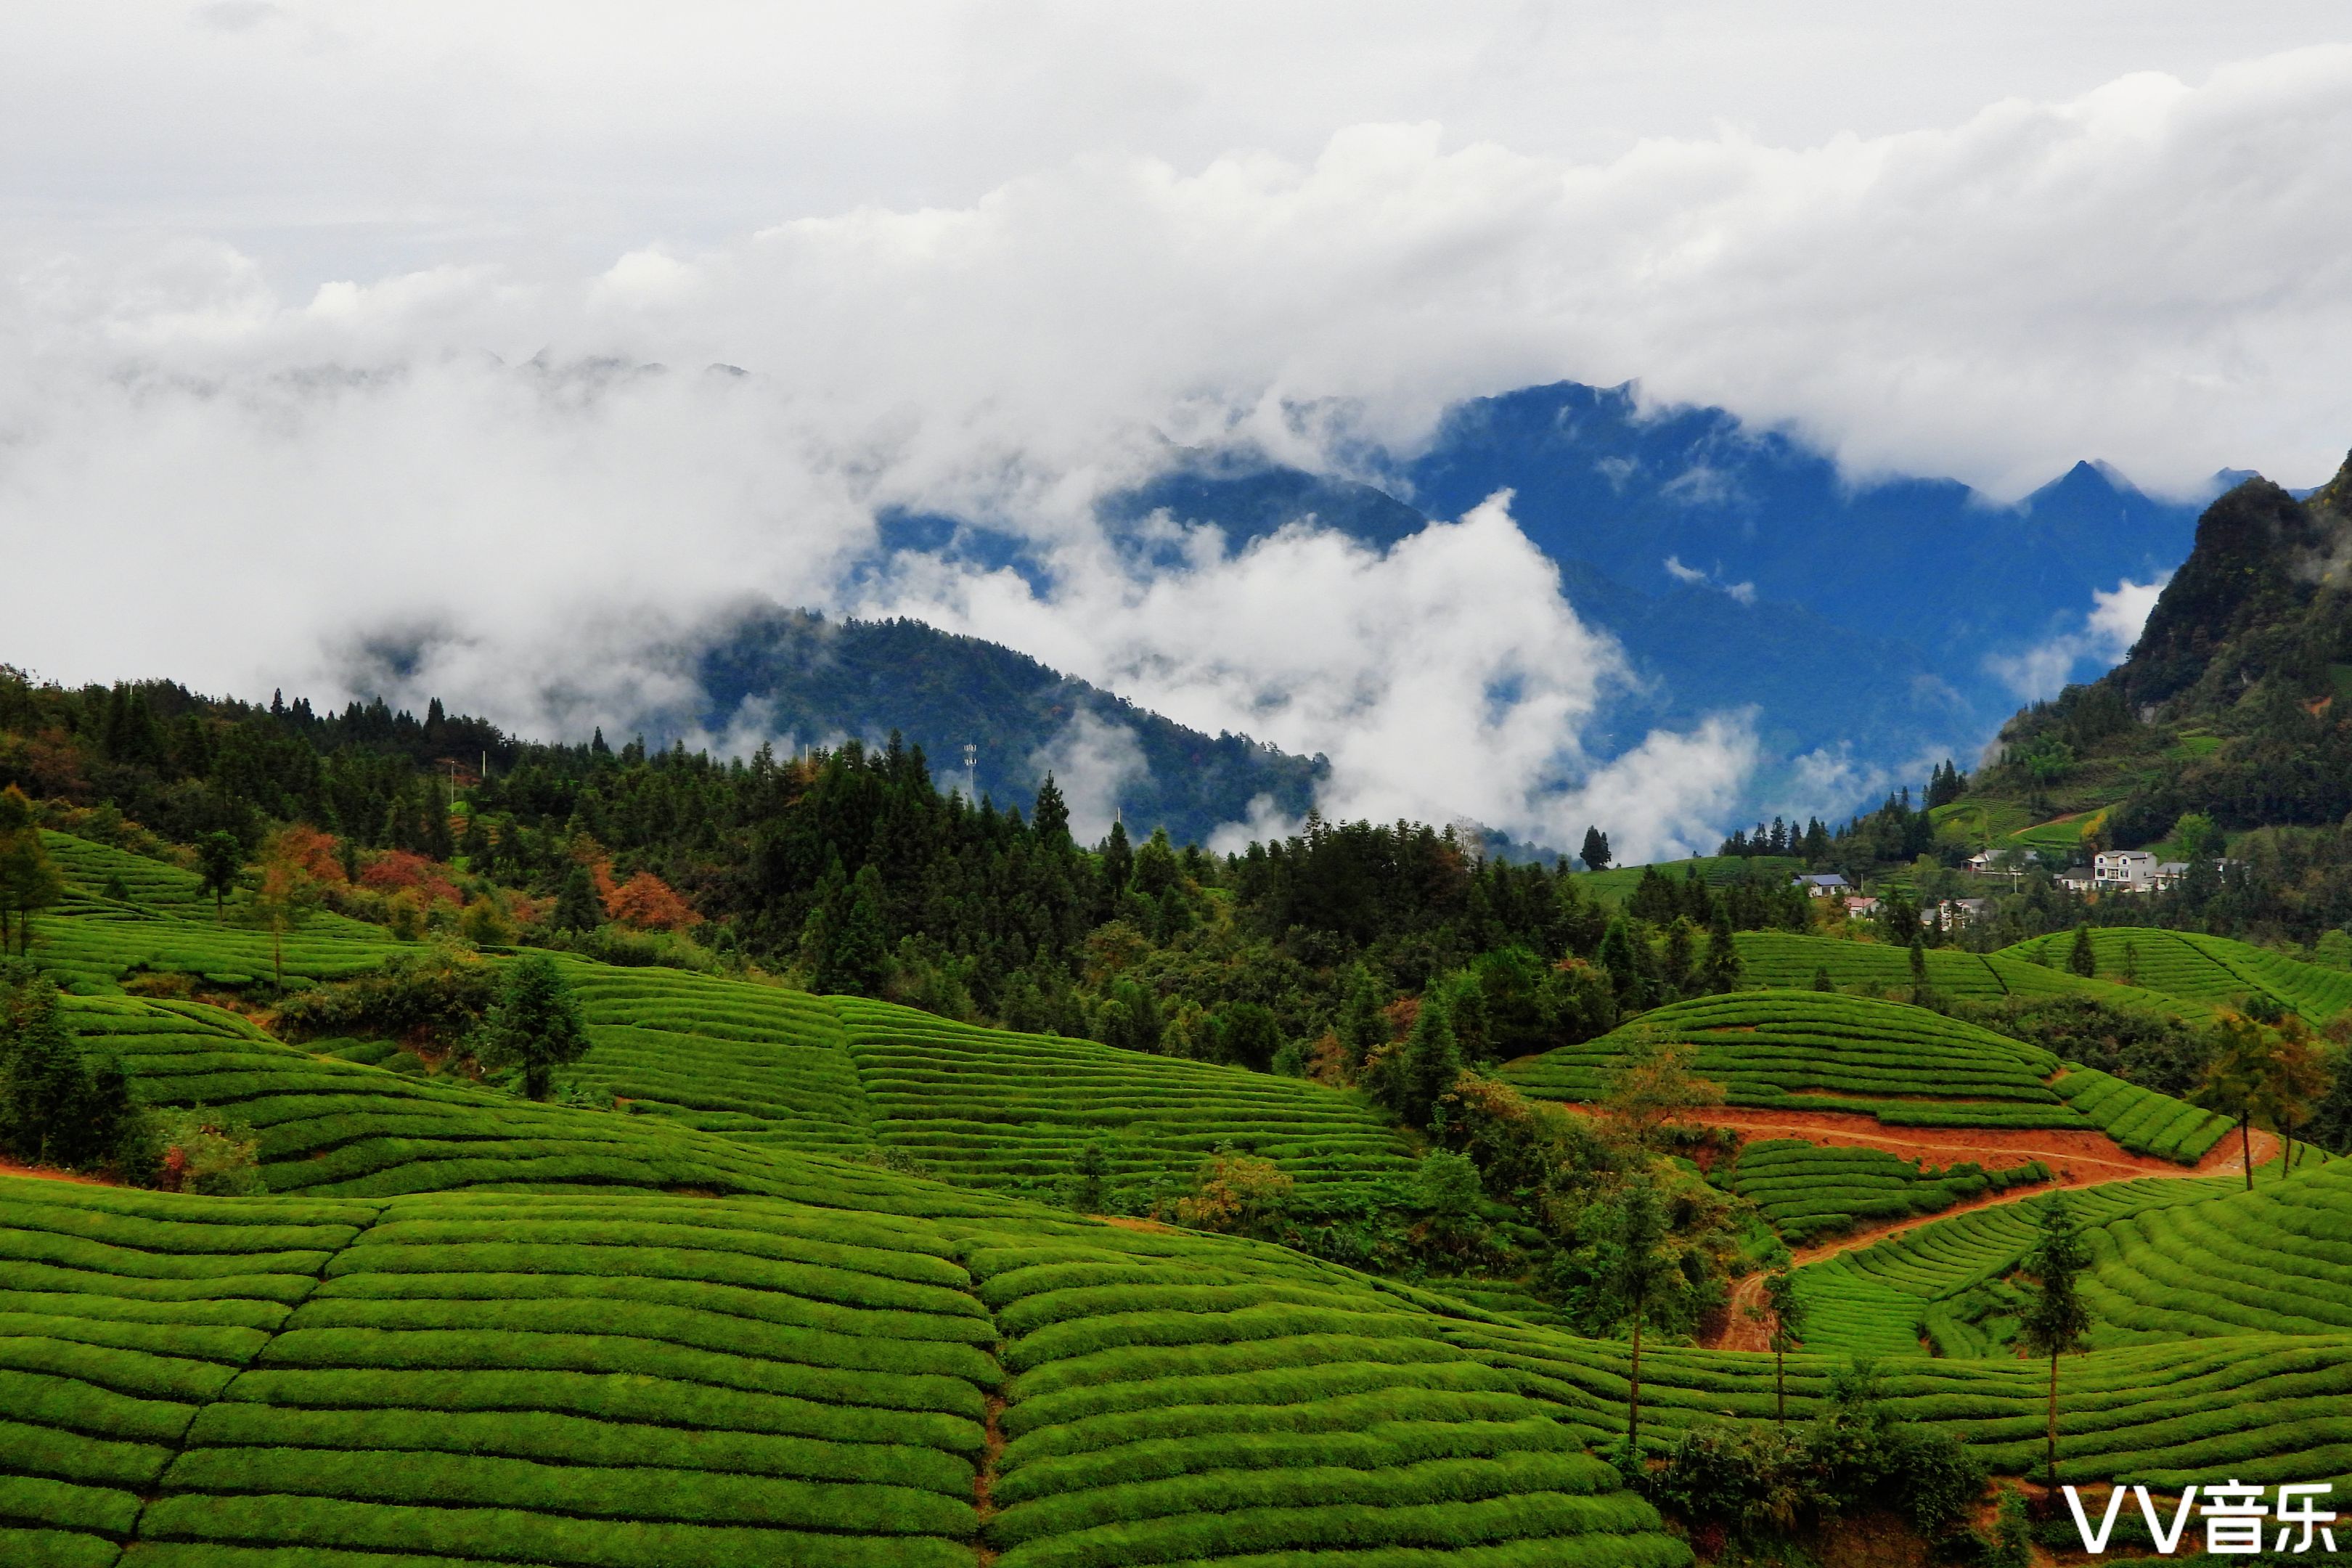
[694,608,1322,846]
[1094,380,2224,821]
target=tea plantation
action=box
[0,1174,1702,1567]
[15,842,2352,1557]
[1501,989,2082,1127]
[2001,926,2352,1021]
[837,998,1411,1195]
[1727,1138,2051,1245]
[1733,931,2208,1017]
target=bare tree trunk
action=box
[1628,1312,1643,1455]
[2241,1112,2254,1191]
[2046,1352,2060,1487]
[1774,1344,1785,1426]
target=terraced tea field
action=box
[57,991,984,1207]
[1502,989,2083,1128]
[970,1218,1687,1567]
[0,1175,1699,1568]
[1727,1138,2051,1245]
[556,961,875,1156]
[2001,926,2352,1021]
[837,998,1413,1194]
[1733,931,2206,1016]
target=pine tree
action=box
[1397,996,1462,1130]
[470,955,591,1101]
[1071,1140,1111,1212]
[1032,773,1071,844]
[1701,903,1743,993]
[818,866,889,997]
[1337,963,1388,1071]
[2019,1194,2093,1487]
[1579,826,1612,873]
[552,865,602,934]
[0,788,66,955]
[2068,923,2096,978]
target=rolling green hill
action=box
[836,999,1410,1195]
[2001,926,2352,1021]
[0,1175,1697,1568]
[1727,1139,2050,1246]
[1732,931,2209,1018]
[1502,989,2081,1129]
[28,873,1410,1208]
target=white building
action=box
[1930,897,1994,928]
[1967,847,2038,878]
[1793,874,1850,897]
[2093,849,2159,891]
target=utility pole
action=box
[963,743,977,803]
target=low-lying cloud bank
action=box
[7,46,2351,855]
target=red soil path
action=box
[1706,1107,2279,1352]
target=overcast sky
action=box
[5,4,2350,853]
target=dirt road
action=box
[1707,1113,2279,1352]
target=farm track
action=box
[1708,1117,2280,1352]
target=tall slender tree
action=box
[2018,1194,2093,1488]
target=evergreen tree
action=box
[1745,1249,1806,1424]
[0,788,65,956]
[1336,963,1388,1070]
[1579,825,1612,873]
[1099,820,1133,913]
[818,866,889,997]
[1032,773,1071,844]
[1908,934,1929,994]
[2067,923,2097,979]
[1587,1171,1673,1456]
[470,954,591,1101]
[1662,917,1696,997]
[1071,1140,1111,1212]
[1396,995,1462,1129]
[1,965,143,1170]
[195,830,242,922]
[1812,965,1833,992]
[552,864,602,934]
[1701,903,1742,993]
[1596,918,1648,1012]
[2018,1194,2093,1487]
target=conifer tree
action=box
[471,954,591,1101]
[819,866,889,997]
[552,864,602,934]
[2019,1194,2093,1487]
[1397,995,1462,1129]
[1579,825,1612,873]
[1032,772,1071,844]
[2068,923,2097,978]
[1701,902,1743,993]
[0,788,65,955]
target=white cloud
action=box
[1662,555,1757,605]
[6,31,2351,857]
[1985,574,2171,700]
[1029,711,1150,843]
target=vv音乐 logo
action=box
[2066,1482,2338,1555]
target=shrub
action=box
[270,947,497,1048]
[1647,1422,1826,1538]
[147,1108,266,1195]
[1167,1152,1294,1237]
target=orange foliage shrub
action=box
[359,850,462,907]
[605,870,697,931]
[271,824,348,885]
